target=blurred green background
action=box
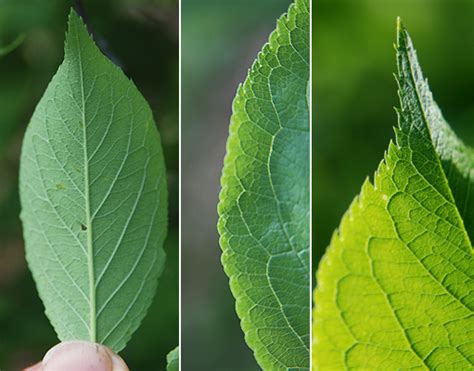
[314,0,474,272]
[181,0,293,369]
[0,0,178,370]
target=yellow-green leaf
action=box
[313,20,474,370]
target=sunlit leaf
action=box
[313,20,474,370]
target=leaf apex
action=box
[396,16,402,31]
[395,17,411,53]
[396,16,408,37]
[65,7,92,52]
[67,7,84,31]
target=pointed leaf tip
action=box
[396,16,402,30]
[396,18,403,44]
[66,8,91,42]
[395,17,411,52]
[67,8,83,29]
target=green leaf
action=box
[19,10,167,352]
[217,0,310,369]
[166,346,179,371]
[313,19,474,369]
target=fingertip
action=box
[42,341,114,371]
[23,361,43,371]
[104,347,129,371]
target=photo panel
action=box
[181,0,310,369]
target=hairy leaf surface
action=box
[313,20,474,369]
[218,0,310,369]
[19,11,167,352]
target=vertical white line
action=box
[178,0,182,369]
[308,0,313,368]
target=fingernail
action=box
[23,361,43,371]
[42,341,114,371]
[105,348,129,371]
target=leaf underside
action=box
[19,10,167,352]
[166,346,179,371]
[218,0,310,369]
[313,21,474,369]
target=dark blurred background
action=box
[314,0,474,273]
[181,0,293,370]
[0,0,178,370]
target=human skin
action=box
[23,341,129,371]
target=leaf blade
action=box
[396,19,474,243]
[166,346,179,371]
[19,10,167,352]
[218,0,310,369]
[313,21,474,369]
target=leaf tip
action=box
[396,16,402,31]
[67,7,83,30]
[396,17,405,45]
[395,17,412,54]
[65,7,90,46]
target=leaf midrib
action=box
[73,20,97,342]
